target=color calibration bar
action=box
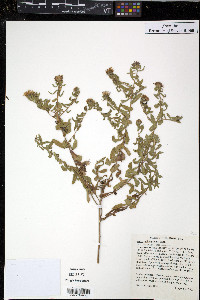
[115,1,141,17]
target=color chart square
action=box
[115,1,141,17]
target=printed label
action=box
[145,22,198,34]
[131,235,199,300]
[65,267,93,298]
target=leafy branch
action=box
[23,62,183,263]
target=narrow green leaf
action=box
[72,139,77,150]
[86,190,90,203]
[99,169,107,173]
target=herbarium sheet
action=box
[5,21,199,299]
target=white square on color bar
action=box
[5,259,60,298]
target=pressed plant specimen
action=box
[24,62,182,263]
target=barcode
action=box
[67,288,90,296]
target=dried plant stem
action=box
[97,209,101,263]
[90,193,98,205]
[97,197,102,263]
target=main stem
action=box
[97,197,102,264]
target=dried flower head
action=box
[140,95,149,105]
[23,90,37,97]
[106,67,114,75]
[54,75,63,85]
[131,61,141,69]
[154,82,163,88]
[86,98,96,109]
[73,87,79,92]
[136,119,142,126]
[102,91,110,97]
[141,95,149,101]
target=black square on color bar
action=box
[115,1,142,17]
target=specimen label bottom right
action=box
[131,235,199,300]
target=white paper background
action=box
[5,259,61,298]
[6,21,199,299]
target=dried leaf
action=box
[113,180,127,191]
[72,139,78,150]
[72,173,77,184]
[110,164,119,173]
[99,169,107,173]
[86,190,90,203]
[123,145,131,156]
[134,177,140,187]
